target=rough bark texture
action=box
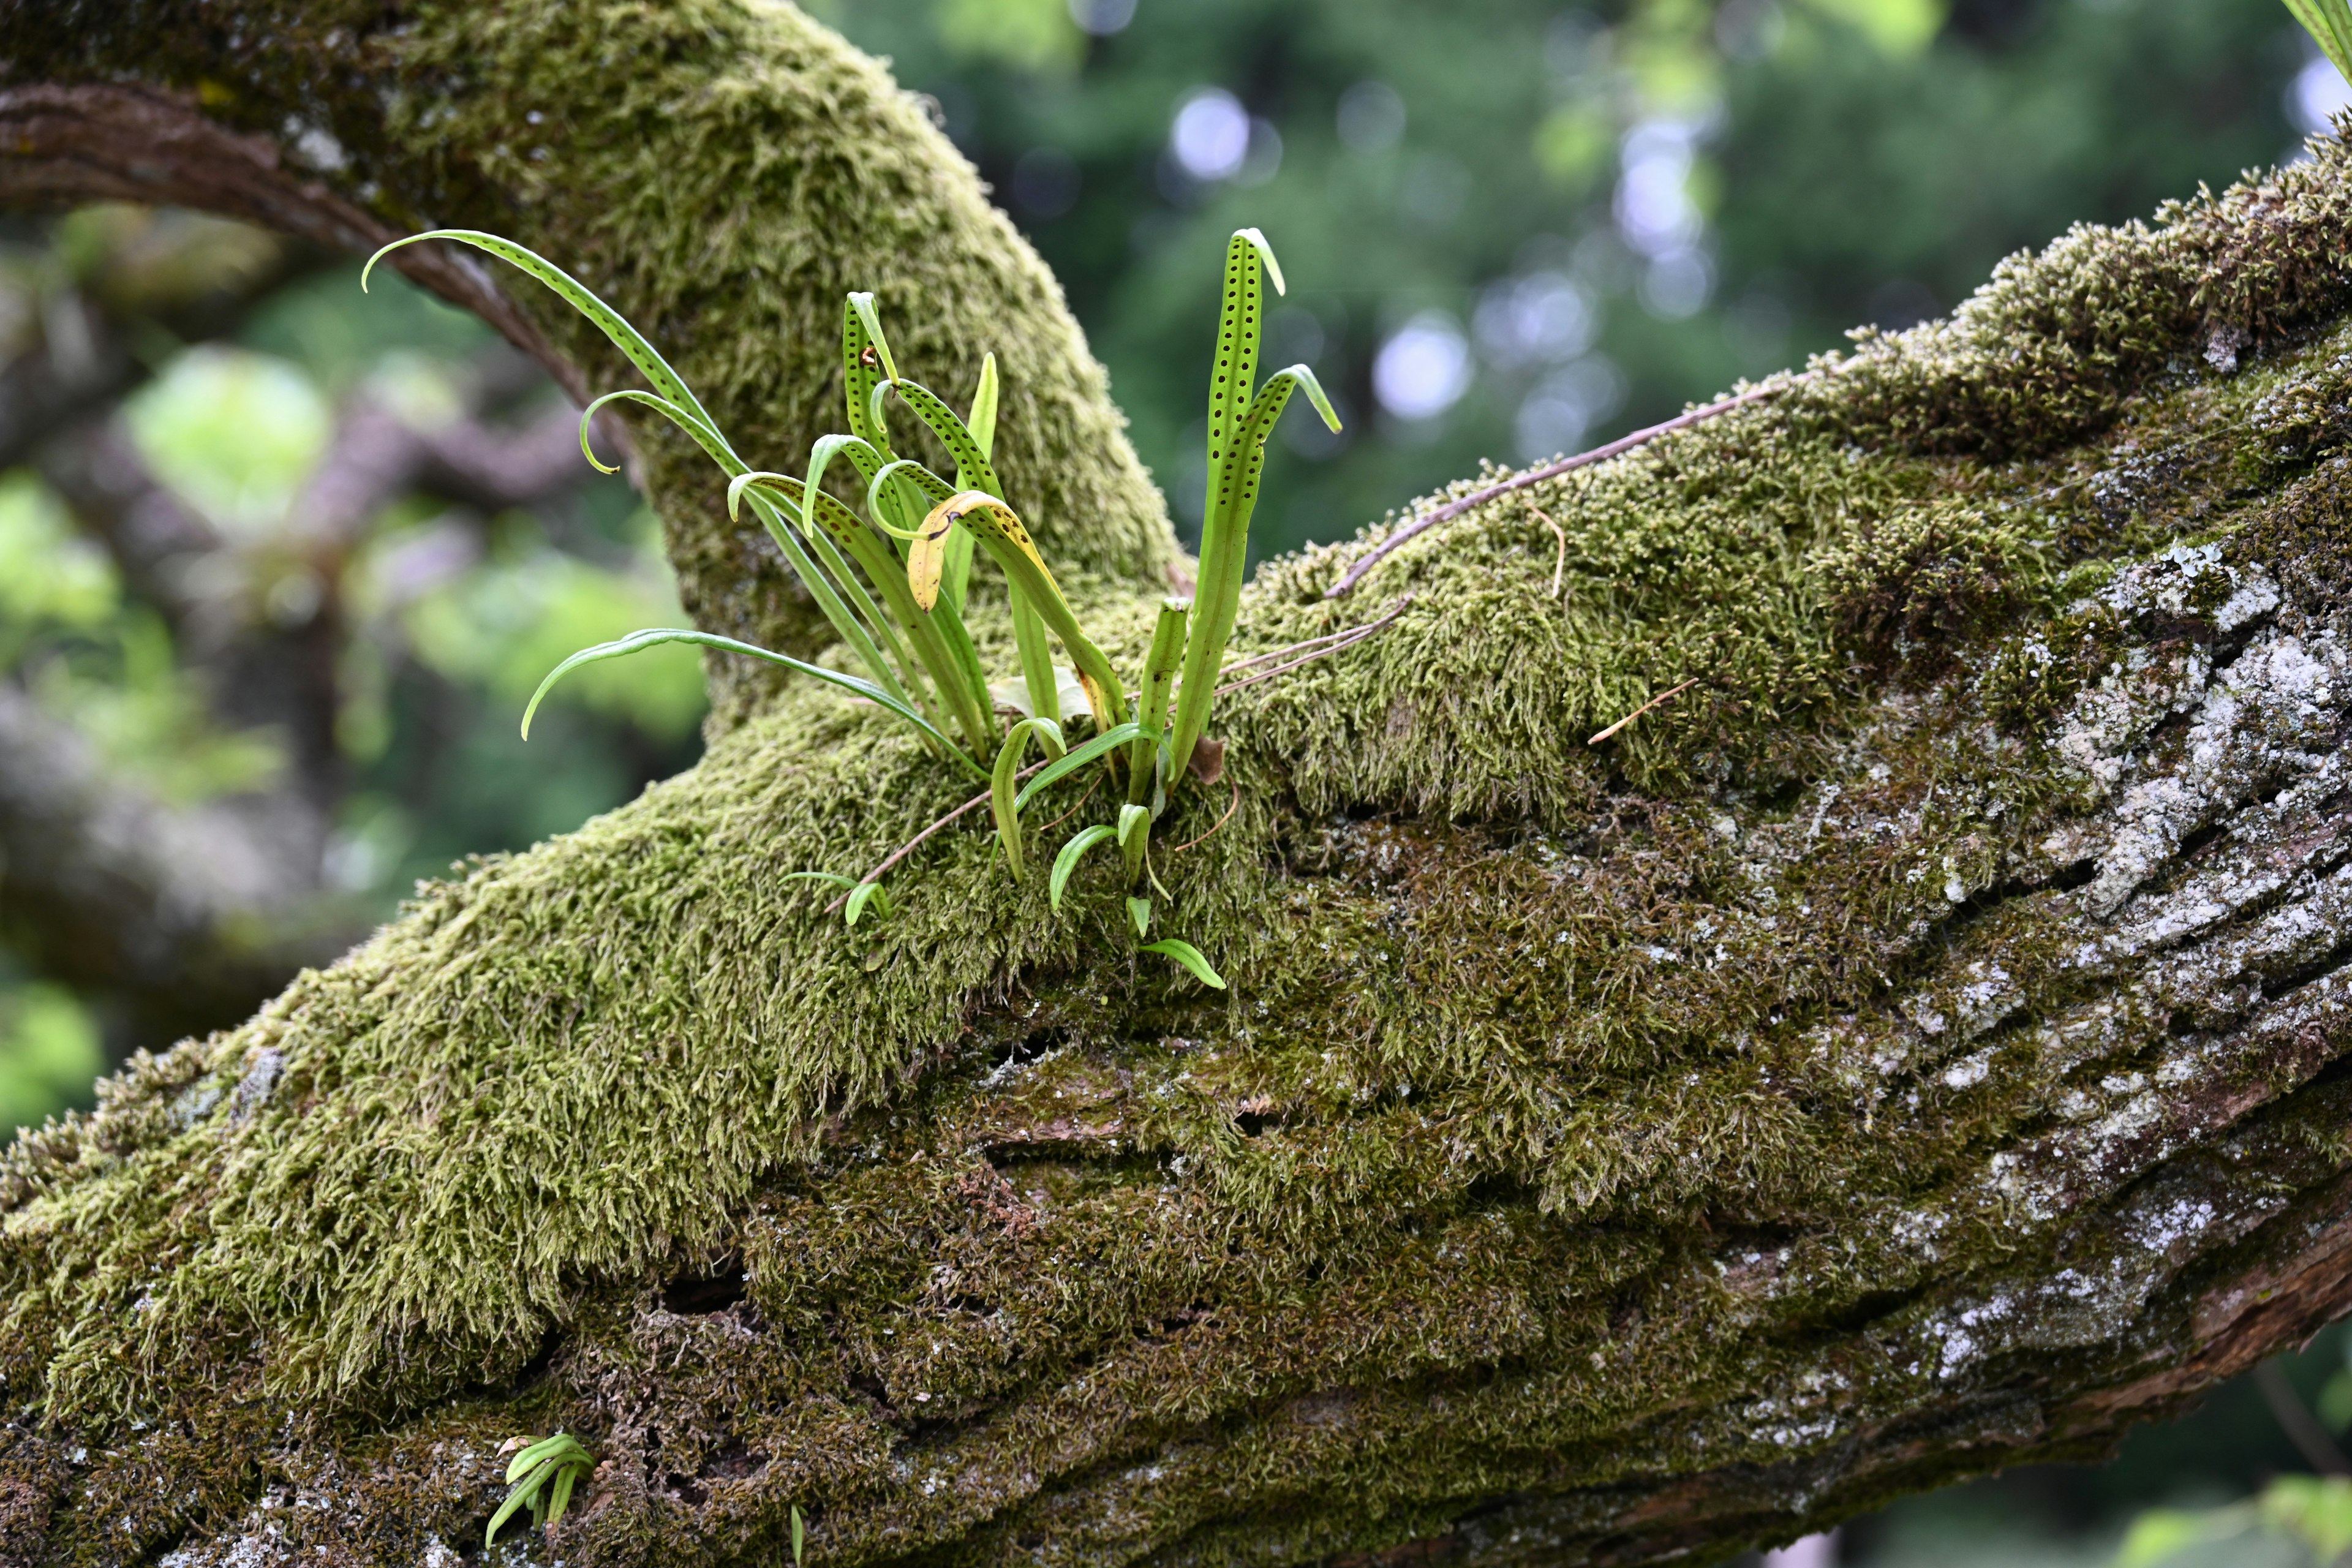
[7,4,2352,1567]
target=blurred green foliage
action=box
[827,0,2309,563]
[0,974,104,1137]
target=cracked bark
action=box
[6,5,2352,1567]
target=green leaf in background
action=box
[0,472,119,651]
[396,516,707,743]
[122,345,331,537]
[0,981,104,1136]
[2260,1474,2352,1562]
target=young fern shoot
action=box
[361,225,1338,986]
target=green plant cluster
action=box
[367,227,1340,978]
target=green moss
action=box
[16,9,2352,1564]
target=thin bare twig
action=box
[822,762,1042,915]
[1167,777,1243,854]
[1037,772,1102,835]
[824,597,1414,908]
[1212,595,1414,696]
[1323,385,1781,600]
[1587,677,1698,746]
[1532,506,1567,599]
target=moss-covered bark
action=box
[10,4,2352,1566]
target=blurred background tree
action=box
[2,0,2347,1559]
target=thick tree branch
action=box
[6,7,2352,1568]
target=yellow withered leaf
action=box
[907,508,957,612]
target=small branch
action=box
[1212,596,1414,696]
[1324,386,1782,600]
[2255,1360,2352,1476]
[1167,777,1243,854]
[1587,678,1698,746]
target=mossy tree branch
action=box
[10,6,2352,1567]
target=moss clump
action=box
[16,7,2352,1561]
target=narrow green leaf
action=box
[927,492,1131,730]
[1016,723,1143,811]
[842,297,899,455]
[1129,597,1189,805]
[1050,824,1118,911]
[845,881,891,927]
[807,482,998,753]
[2286,0,2352,82]
[1118,802,1150,850]
[522,628,980,779]
[1010,586,1061,727]
[792,1504,807,1566]
[1128,895,1152,938]
[1205,230,1273,508]
[364,232,720,437]
[848,292,901,384]
[1169,364,1341,783]
[886,378,1003,499]
[547,1463,579,1528]
[488,1465,554,1548]
[1142,938,1227,989]
[739,484,930,723]
[968,352,1000,460]
[991,717,1065,881]
[865,458,956,541]
[576,388,734,477]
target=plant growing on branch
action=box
[362,228,1340,978]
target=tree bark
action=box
[7,6,2352,1567]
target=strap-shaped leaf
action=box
[1142,938,1227,989]
[885,378,1004,500]
[846,881,890,927]
[944,352,994,613]
[1050,824,1118,911]
[1204,228,1283,511]
[1118,802,1151,850]
[1128,895,1153,939]
[791,1504,807,1566]
[1014,722,1143,811]
[365,232,721,438]
[865,459,956,541]
[1009,586,1061,727]
[547,1462,579,1527]
[967,352,1001,460]
[991,717,1065,881]
[577,388,736,477]
[842,297,899,455]
[782,871,895,926]
[806,432,889,516]
[1169,364,1340,783]
[848,292,902,383]
[922,491,1131,730]
[1129,597,1189,805]
[486,1468,551,1548]
[522,628,981,778]
[805,483,997,753]
[2286,0,2352,81]
[734,482,924,721]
